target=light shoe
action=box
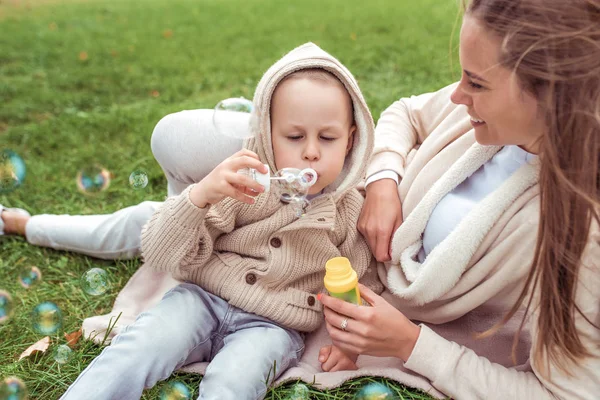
[0,204,31,236]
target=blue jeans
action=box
[60,283,305,400]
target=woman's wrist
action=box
[365,177,398,196]
[397,322,421,362]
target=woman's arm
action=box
[320,284,421,361]
[406,229,600,400]
[359,83,461,262]
[320,286,556,399]
[358,179,403,262]
[321,271,600,400]
[366,82,460,180]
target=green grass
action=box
[0,0,460,398]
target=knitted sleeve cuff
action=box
[169,184,210,228]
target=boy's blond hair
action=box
[279,68,355,125]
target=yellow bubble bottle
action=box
[324,257,362,305]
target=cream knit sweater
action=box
[140,43,382,333]
[369,83,600,399]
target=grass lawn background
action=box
[0,0,460,398]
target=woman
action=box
[319,0,599,398]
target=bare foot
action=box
[1,210,30,236]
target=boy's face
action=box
[270,78,356,194]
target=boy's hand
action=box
[190,149,268,208]
[318,345,358,372]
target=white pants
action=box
[25,110,246,259]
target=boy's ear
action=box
[346,125,357,155]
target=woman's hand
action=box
[358,179,403,262]
[189,149,268,208]
[318,284,421,362]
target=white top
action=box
[418,145,536,261]
[366,145,537,262]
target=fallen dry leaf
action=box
[78,51,88,61]
[19,336,50,361]
[64,329,82,348]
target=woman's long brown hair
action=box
[465,0,600,375]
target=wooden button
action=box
[245,273,257,285]
[307,296,316,306]
[270,237,282,248]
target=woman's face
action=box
[451,14,546,154]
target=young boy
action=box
[60,42,381,400]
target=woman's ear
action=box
[346,125,357,155]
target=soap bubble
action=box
[0,376,28,400]
[212,97,253,139]
[80,268,110,296]
[76,165,111,194]
[354,382,397,400]
[18,266,42,289]
[159,381,191,400]
[53,344,73,364]
[287,383,311,399]
[32,301,62,335]
[0,290,15,324]
[0,149,26,194]
[129,169,148,190]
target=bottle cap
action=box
[324,257,358,294]
[255,164,270,191]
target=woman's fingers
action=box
[324,320,361,354]
[375,227,392,262]
[323,306,352,333]
[359,211,394,262]
[359,179,401,262]
[318,293,365,320]
[357,207,377,259]
[357,283,380,307]
[389,207,404,259]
